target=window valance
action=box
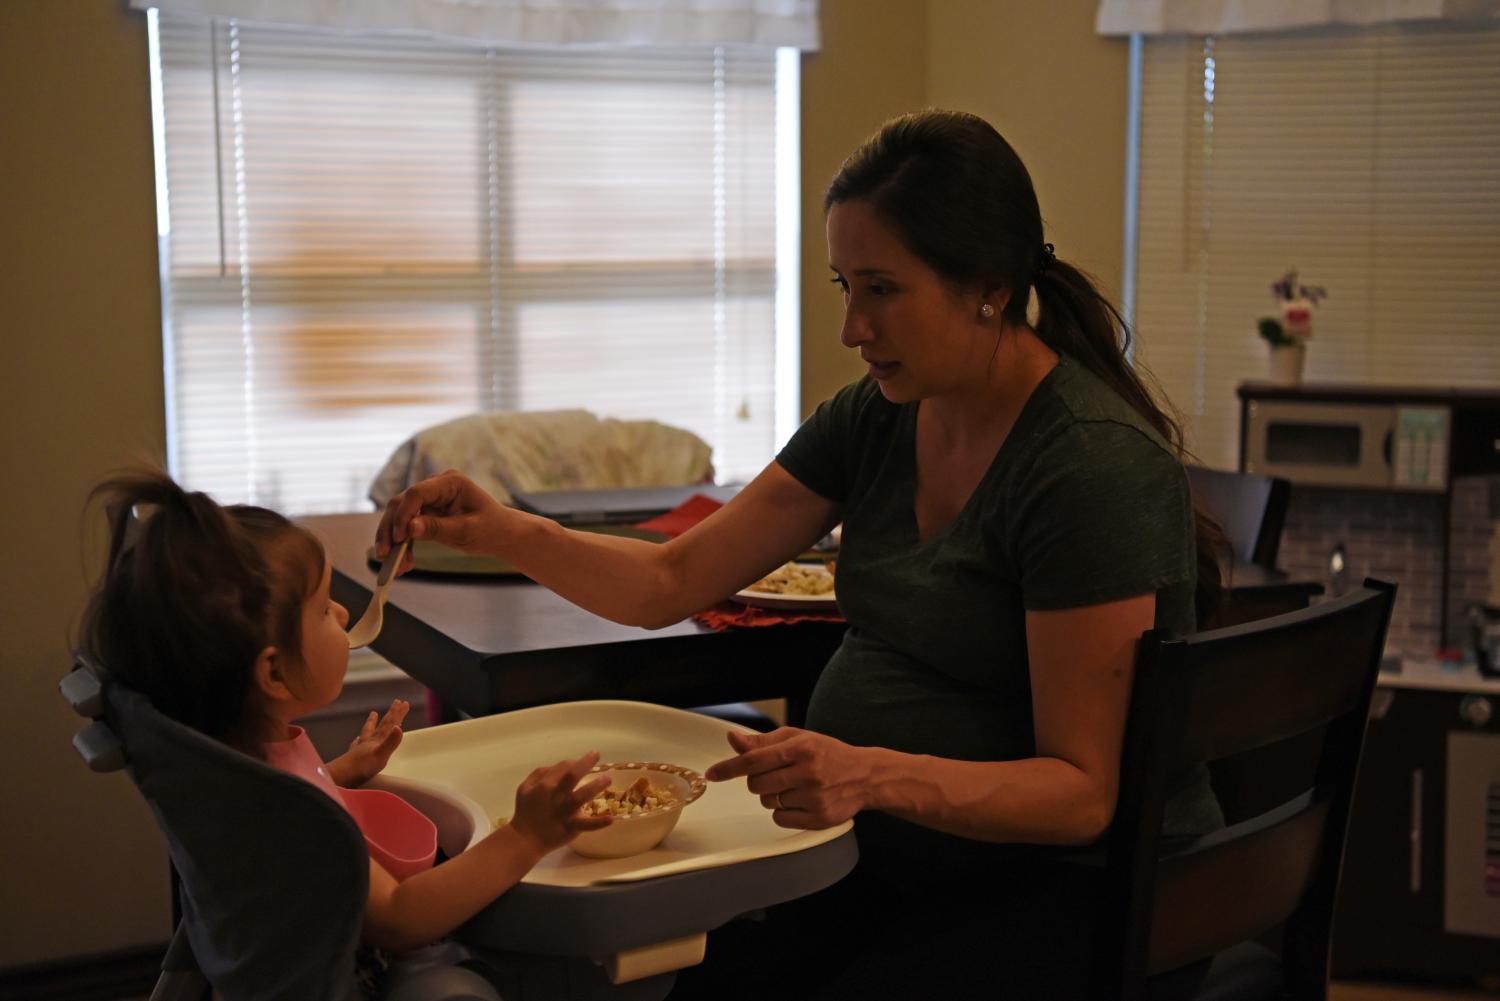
[1096,0,1498,36]
[130,0,820,50]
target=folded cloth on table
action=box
[368,410,714,507]
[634,493,727,538]
[637,496,845,630]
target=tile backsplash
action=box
[1272,476,1500,656]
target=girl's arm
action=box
[361,754,610,953]
[376,462,841,629]
[362,823,546,953]
[707,594,1153,846]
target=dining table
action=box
[300,512,1324,722]
[301,512,847,721]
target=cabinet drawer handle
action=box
[1409,768,1423,894]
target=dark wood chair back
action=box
[1092,579,1397,1000]
[1186,465,1292,569]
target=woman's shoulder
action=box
[999,358,1186,509]
[1028,356,1180,465]
[812,375,904,440]
[778,376,903,501]
[831,374,897,414]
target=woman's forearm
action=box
[483,512,699,627]
[364,824,547,953]
[387,463,838,629]
[474,468,839,628]
[860,746,1115,847]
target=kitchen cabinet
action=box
[1238,383,1500,648]
[1332,666,1500,982]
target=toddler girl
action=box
[79,470,611,962]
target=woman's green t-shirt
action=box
[776,354,1221,860]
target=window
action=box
[1130,21,1500,469]
[150,13,797,513]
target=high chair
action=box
[61,654,503,1001]
[64,657,856,1001]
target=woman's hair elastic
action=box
[1036,242,1056,276]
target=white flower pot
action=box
[1268,343,1306,386]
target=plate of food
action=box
[730,560,838,612]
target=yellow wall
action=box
[925,0,1130,302]
[0,0,1126,970]
[0,0,174,967]
[797,0,930,414]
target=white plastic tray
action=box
[372,700,852,887]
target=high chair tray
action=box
[370,700,858,967]
[373,700,853,886]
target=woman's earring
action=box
[979,304,995,319]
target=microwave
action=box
[1243,399,1450,491]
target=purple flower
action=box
[1270,268,1327,304]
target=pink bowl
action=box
[343,788,438,881]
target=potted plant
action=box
[1257,268,1327,385]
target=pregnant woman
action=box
[376,109,1224,999]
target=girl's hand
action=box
[705,727,874,830]
[375,469,509,572]
[328,699,410,787]
[509,751,613,856]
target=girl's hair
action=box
[826,109,1227,622]
[80,469,326,746]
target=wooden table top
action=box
[301,512,846,717]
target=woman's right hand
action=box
[508,751,614,856]
[376,469,508,570]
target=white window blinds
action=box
[137,0,820,50]
[1132,22,1500,469]
[153,13,793,513]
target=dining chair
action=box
[1089,579,1397,1000]
[1186,466,1292,570]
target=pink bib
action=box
[264,727,437,881]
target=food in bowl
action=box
[582,775,678,817]
[746,561,835,596]
[568,762,707,859]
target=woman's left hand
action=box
[704,727,874,829]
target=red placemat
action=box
[632,496,845,631]
[694,602,844,630]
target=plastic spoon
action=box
[346,539,409,649]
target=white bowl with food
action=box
[569,761,708,859]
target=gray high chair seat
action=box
[61,655,502,1001]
